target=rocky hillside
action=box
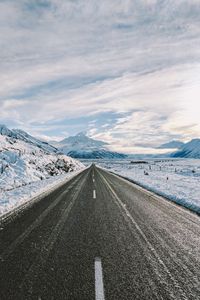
[0,125,84,191]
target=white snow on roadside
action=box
[0,168,85,217]
[0,124,85,217]
[0,134,83,191]
[87,158,200,214]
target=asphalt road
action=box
[0,165,200,300]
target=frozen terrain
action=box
[0,125,85,216]
[0,170,84,217]
[83,158,200,214]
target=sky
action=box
[0,0,200,154]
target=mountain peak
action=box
[76,131,87,137]
[51,132,126,159]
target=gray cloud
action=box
[0,0,200,151]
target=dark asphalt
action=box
[0,165,200,300]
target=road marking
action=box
[98,170,188,300]
[93,178,95,182]
[95,257,105,300]
[93,189,96,199]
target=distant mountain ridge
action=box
[52,133,200,159]
[51,132,127,159]
[171,139,200,159]
[68,149,126,159]
[55,132,107,149]
[158,140,184,149]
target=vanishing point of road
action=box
[0,165,200,299]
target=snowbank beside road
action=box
[0,168,85,217]
[0,133,83,191]
[0,124,85,217]
[95,159,200,214]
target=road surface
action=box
[0,165,200,299]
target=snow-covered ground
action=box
[0,133,83,191]
[84,158,200,214]
[0,169,85,217]
[0,124,85,217]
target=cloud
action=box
[0,0,200,152]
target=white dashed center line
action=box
[95,257,105,300]
[93,190,96,199]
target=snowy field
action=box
[83,158,200,214]
[0,168,85,217]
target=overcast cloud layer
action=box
[0,0,200,153]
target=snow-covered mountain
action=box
[52,132,127,159]
[67,149,126,159]
[158,140,184,149]
[156,139,200,158]
[172,139,200,159]
[0,125,84,191]
[56,132,107,149]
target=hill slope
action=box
[171,139,200,158]
[0,125,84,191]
[158,140,184,149]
